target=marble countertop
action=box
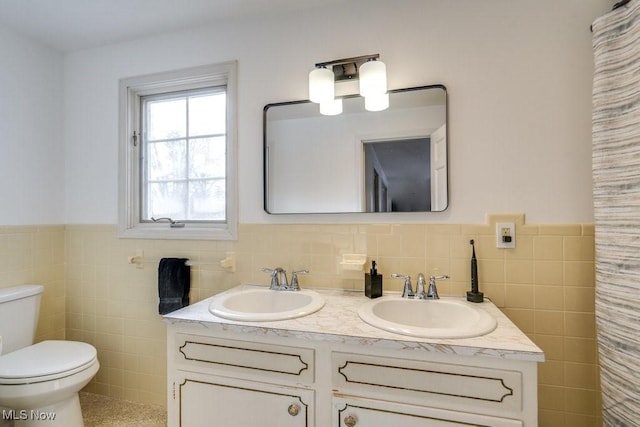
[163,284,545,362]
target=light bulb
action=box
[319,98,343,116]
[364,93,389,112]
[359,59,387,97]
[308,67,334,104]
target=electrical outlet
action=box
[496,222,516,249]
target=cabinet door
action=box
[333,396,522,427]
[176,372,313,427]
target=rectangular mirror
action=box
[263,85,447,214]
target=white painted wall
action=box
[0,26,64,225]
[62,0,609,225]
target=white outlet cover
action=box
[496,222,516,249]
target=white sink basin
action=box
[358,296,497,339]
[208,287,325,322]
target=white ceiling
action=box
[0,0,341,53]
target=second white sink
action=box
[208,286,325,322]
[358,296,497,339]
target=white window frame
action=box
[118,62,237,240]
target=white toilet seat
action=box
[0,340,97,385]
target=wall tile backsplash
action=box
[0,225,65,342]
[0,214,599,426]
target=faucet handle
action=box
[261,267,283,290]
[426,275,449,299]
[289,269,309,291]
[392,273,414,298]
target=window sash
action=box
[139,86,227,223]
[118,61,237,240]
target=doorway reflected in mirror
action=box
[364,138,430,212]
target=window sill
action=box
[118,223,236,241]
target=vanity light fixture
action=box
[308,54,388,115]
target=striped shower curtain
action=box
[592,0,640,424]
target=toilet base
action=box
[4,394,84,427]
[0,356,98,427]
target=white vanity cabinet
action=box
[168,332,315,427]
[165,290,544,427]
[167,328,538,426]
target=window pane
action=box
[147,140,186,180]
[189,137,226,179]
[147,98,186,140]
[141,86,228,223]
[189,179,226,220]
[189,92,226,136]
[146,182,187,219]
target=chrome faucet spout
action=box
[261,267,288,290]
[276,268,288,289]
[415,273,427,299]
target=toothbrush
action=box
[470,239,478,293]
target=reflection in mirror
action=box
[365,138,429,212]
[263,85,447,214]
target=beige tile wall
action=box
[0,225,65,342]
[0,216,600,425]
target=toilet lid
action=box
[0,340,97,381]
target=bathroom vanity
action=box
[164,285,544,426]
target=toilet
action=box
[0,285,99,426]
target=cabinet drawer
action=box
[333,396,522,427]
[175,333,314,384]
[332,352,522,414]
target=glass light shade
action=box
[364,93,389,112]
[359,59,387,97]
[319,98,343,116]
[308,67,335,103]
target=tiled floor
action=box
[80,392,166,427]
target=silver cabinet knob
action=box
[288,404,300,416]
[344,414,357,427]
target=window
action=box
[118,62,237,240]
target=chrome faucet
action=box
[393,272,449,299]
[415,273,427,299]
[391,273,414,298]
[276,268,289,289]
[261,267,288,290]
[425,275,450,300]
[261,267,308,291]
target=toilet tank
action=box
[0,284,43,355]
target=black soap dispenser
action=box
[365,260,383,299]
[467,240,484,303]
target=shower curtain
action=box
[592,0,640,424]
